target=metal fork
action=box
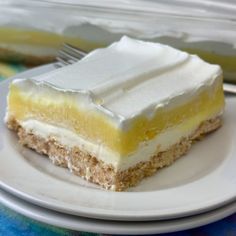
[57,43,236,95]
[56,43,87,65]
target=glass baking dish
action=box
[0,0,235,82]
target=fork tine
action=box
[56,56,71,66]
[61,49,84,61]
[62,47,85,60]
[58,50,79,62]
[63,43,87,57]
[57,43,87,66]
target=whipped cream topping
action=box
[12,36,222,128]
[2,1,236,45]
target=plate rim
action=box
[0,188,236,235]
[1,179,235,221]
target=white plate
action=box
[0,188,235,235]
[0,64,236,221]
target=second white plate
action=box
[0,64,236,221]
[1,188,236,235]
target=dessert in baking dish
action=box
[0,28,102,65]
[1,27,235,83]
[5,36,225,191]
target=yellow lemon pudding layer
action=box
[5,37,225,191]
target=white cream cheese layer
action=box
[20,111,221,171]
[12,36,222,130]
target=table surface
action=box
[0,62,236,236]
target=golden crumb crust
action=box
[7,116,222,191]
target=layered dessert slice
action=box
[0,28,102,65]
[5,36,225,191]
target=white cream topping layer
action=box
[12,36,222,130]
[2,1,236,45]
[20,112,221,171]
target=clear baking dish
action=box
[0,0,235,82]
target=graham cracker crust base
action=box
[0,48,55,65]
[7,117,222,191]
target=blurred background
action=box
[0,0,236,82]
